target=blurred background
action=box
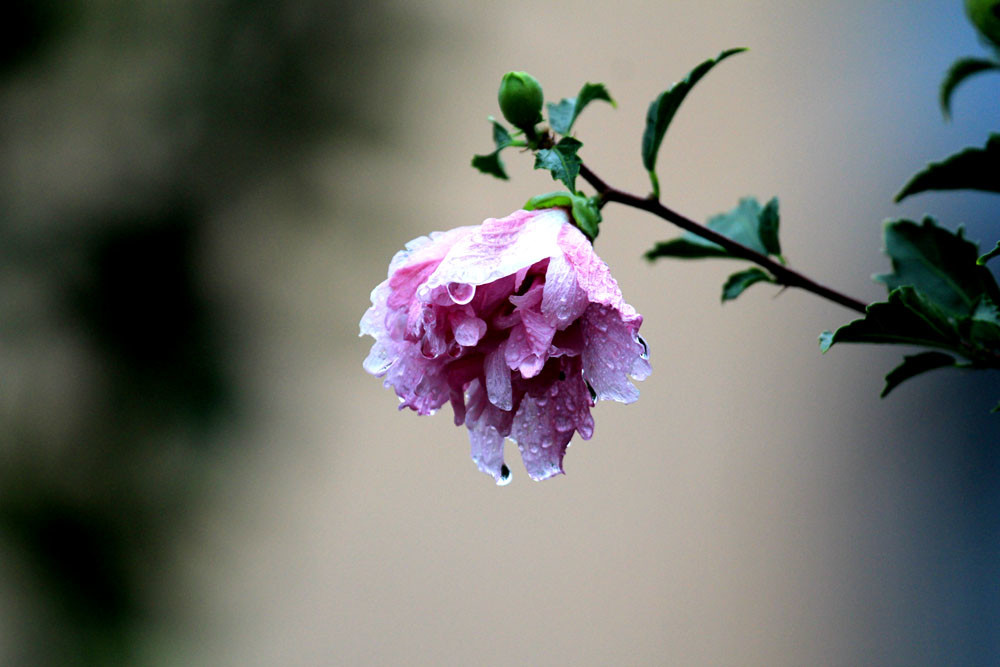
[1,0,998,664]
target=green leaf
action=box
[471,118,517,180]
[819,286,963,353]
[524,190,602,241]
[757,197,781,257]
[490,117,514,150]
[874,217,1000,317]
[534,136,583,192]
[547,83,615,136]
[641,47,747,194]
[968,295,1000,349]
[895,134,1000,201]
[471,151,508,180]
[524,191,574,210]
[645,196,780,261]
[881,351,957,397]
[978,241,1000,265]
[721,267,774,302]
[940,57,1000,118]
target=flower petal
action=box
[581,304,649,404]
[425,209,568,288]
[541,252,589,327]
[485,343,513,411]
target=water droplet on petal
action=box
[604,360,615,369]
[549,385,559,397]
[422,307,436,325]
[541,438,552,448]
[447,281,476,305]
[535,395,548,406]
[417,284,431,301]
[497,464,512,486]
[555,415,573,431]
[529,445,539,454]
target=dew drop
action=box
[529,446,539,454]
[496,464,512,486]
[541,438,552,448]
[535,395,548,406]
[555,416,573,432]
[447,281,476,305]
[422,307,436,325]
[417,284,431,301]
[549,385,559,397]
[604,359,615,369]
[595,320,608,332]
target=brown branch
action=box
[578,163,868,314]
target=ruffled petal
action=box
[541,252,589,328]
[581,304,649,404]
[557,222,626,310]
[511,364,593,480]
[465,379,515,483]
[485,343,513,411]
[424,209,568,289]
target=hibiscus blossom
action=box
[360,207,650,483]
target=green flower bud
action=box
[966,0,1000,50]
[498,71,544,134]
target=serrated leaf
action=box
[874,217,1000,317]
[645,196,779,261]
[895,134,1000,201]
[471,151,508,180]
[534,136,583,192]
[641,48,747,182]
[820,286,963,353]
[940,57,1000,118]
[721,267,774,302]
[881,351,957,397]
[524,190,601,241]
[978,241,1000,265]
[547,83,615,136]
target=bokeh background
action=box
[1,0,999,664]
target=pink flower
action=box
[360,208,650,483]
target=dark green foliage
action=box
[471,152,508,180]
[819,286,964,352]
[874,218,1000,317]
[721,268,774,302]
[881,352,958,397]
[821,220,1000,402]
[645,196,781,260]
[939,57,1000,117]
[895,134,1000,201]
[534,137,583,192]
[547,83,615,136]
[472,118,517,180]
[641,48,746,196]
[979,241,1000,265]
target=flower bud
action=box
[966,0,1000,49]
[498,71,544,134]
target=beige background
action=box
[2,0,999,664]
